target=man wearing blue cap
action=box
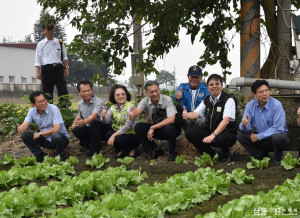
[173,65,210,131]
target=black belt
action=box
[41,63,62,68]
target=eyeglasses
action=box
[148,89,160,94]
[115,93,126,97]
[36,99,47,104]
[208,82,221,87]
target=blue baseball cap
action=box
[188,65,202,77]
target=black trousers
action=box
[106,130,140,154]
[185,127,237,156]
[72,120,110,153]
[237,132,290,162]
[21,130,69,161]
[134,123,181,155]
[41,64,68,102]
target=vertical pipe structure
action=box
[240,0,260,78]
[131,17,144,99]
[133,20,142,54]
[277,0,291,81]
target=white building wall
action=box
[0,46,40,84]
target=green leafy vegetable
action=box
[43,156,61,165]
[0,166,147,217]
[175,155,188,164]
[198,173,300,217]
[86,153,110,169]
[150,159,156,165]
[14,156,36,165]
[246,156,270,170]
[52,167,232,217]
[194,153,219,167]
[117,157,135,165]
[281,153,300,170]
[228,168,254,184]
[3,153,15,164]
[66,156,79,165]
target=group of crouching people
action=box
[17,65,291,165]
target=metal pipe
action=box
[229,77,300,90]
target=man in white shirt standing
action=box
[35,23,69,105]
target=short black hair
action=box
[251,80,270,94]
[144,80,159,91]
[77,80,93,92]
[109,84,132,104]
[207,74,223,85]
[29,91,46,104]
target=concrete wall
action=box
[273,95,300,151]
[0,84,110,97]
[0,46,40,84]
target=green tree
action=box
[36,0,300,80]
[33,10,67,42]
[18,34,33,43]
[126,76,134,89]
[1,36,14,43]
[66,53,115,86]
[156,70,175,90]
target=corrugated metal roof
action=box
[0,43,37,50]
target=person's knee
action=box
[71,126,80,136]
[21,131,33,142]
[163,125,179,137]
[51,133,66,144]
[185,128,193,141]
[271,134,289,148]
[237,132,247,145]
[134,123,145,135]
[89,120,101,128]
[114,135,123,145]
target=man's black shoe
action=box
[219,153,231,163]
[153,149,164,159]
[274,156,284,166]
[36,153,46,162]
[36,156,44,162]
[145,151,154,161]
[87,150,98,157]
[168,152,177,161]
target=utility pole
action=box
[240,0,260,97]
[241,0,260,78]
[131,17,144,100]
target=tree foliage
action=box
[33,10,67,43]
[156,70,175,90]
[66,53,116,86]
[36,0,300,80]
[37,0,239,79]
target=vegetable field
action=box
[0,144,299,217]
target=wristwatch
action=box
[39,132,43,137]
[64,65,69,69]
[212,132,217,136]
[150,126,155,130]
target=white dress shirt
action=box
[195,93,236,121]
[35,38,68,67]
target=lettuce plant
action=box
[175,155,188,164]
[194,153,218,167]
[247,157,270,170]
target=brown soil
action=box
[0,135,299,217]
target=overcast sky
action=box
[0,0,241,85]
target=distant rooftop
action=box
[0,43,37,50]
